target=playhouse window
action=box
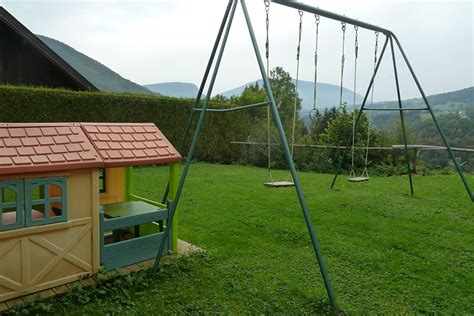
[25,177,67,227]
[99,168,106,193]
[0,180,23,231]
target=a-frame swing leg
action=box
[161,0,235,205]
[153,0,338,311]
[391,35,474,202]
[330,35,390,190]
[240,0,337,309]
[389,36,414,195]
[152,0,239,274]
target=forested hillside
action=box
[38,35,152,94]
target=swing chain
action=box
[341,22,346,67]
[314,15,320,66]
[287,9,304,182]
[354,25,359,59]
[309,14,320,121]
[296,10,303,61]
[374,31,379,65]
[339,22,346,108]
[263,0,273,182]
[362,30,380,172]
[351,25,359,172]
[264,0,270,60]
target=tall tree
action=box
[269,66,301,125]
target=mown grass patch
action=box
[8,163,473,315]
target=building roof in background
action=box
[0,123,181,175]
[0,7,97,91]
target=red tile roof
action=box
[81,123,181,168]
[0,123,102,175]
[0,123,181,175]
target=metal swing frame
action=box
[256,1,472,202]
[270,2,472,202]
[154,0,337,310]
[151,0,473,313]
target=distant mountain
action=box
[38,35,152,95]
[373,86,473,110]
[217,79,363,112]
[371,86,474,129]
[426,86,473,106]
[143,82,200,99]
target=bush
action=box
[0,85,251,164]
[440,167,451,175]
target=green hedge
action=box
[0,85,251,163]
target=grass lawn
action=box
[9,163,473,315]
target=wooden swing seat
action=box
[347,176,370,183]
[264,181,295,188]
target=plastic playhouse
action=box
[0,123,181,302]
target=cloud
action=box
[2,0,472,99]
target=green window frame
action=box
[25,177,68,227]
[0,180,24,232]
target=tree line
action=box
[213,67,473,175]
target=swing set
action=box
[264,3,378,185]
[152,0,474,312]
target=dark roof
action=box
[0,123,181,175]
[0,6,98,91]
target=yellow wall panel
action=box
[100,167,125,205]
[0,169,99,302]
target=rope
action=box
[309,15,320,121]
[339,22,346,108]
[288,10,303,182]
[362,31,379,178]
[264,0,273,183]
[350,26,359,175]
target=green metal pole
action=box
[391,34,474,202]
[193,101,269,112]
[330,35,389,189]
[152,0,239,272]
[240,0,338,310]
[161,0,234,205]
[389,36,414,195]
[125,166,133,201]
[169,163,179,253]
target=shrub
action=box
[0,85,251,164]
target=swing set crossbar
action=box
[192,101,269,113]
[363,107,429,111]
[272,0,390,34]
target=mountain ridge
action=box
[144,82,200,98]
[38,35,152,95]
[217,79,364,112]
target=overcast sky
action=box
[2,0,473,100]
